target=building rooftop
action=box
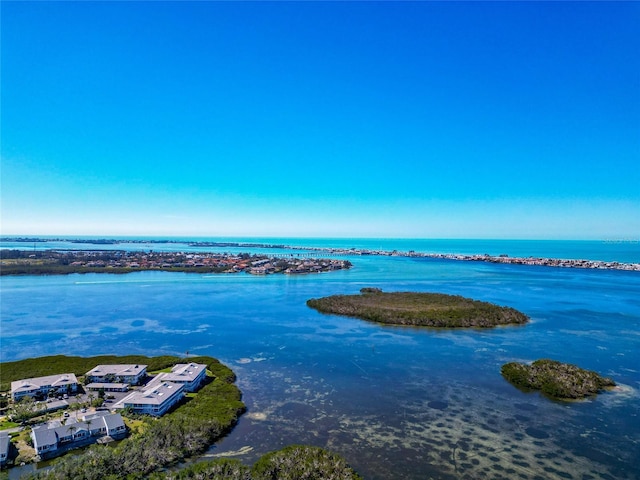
[31,425,58,447]
[0,432,10,457]
[114,381,183,408]
[11,373,78,396]
[86,364,147,377]
[32,413,126,444]
[102,413,126,431]
[43,400,69,412]
[151,363,206,385]
[85,382,129,390]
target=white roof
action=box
[85,382,129,390]
[114,381,184,407]
[11,373,78,395]
[86,364,147,376]
[152,363,206,384]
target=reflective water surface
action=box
[2,243,639,479]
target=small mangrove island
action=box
[307,288,529,328]
[501,359,616,400]
[152,445,363,480]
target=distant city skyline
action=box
[2,2,639,240]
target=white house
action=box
[85,364,147,385]
[101,412,128,436]
[30,425,58,456]
[151,363,207,392]
[113,381,184,416]
[0,433,9,466]
[11,374,78,401]
[82,412,128,437]
[30,413,126,458]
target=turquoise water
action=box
[2,238,639,479]
[2,237,639,262]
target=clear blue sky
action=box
[2,1,639,239]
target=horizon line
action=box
[2,234,638,243]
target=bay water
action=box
[1,238,639,479]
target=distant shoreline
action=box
[298,247,640,271]
[0,250,352,276]
[1,237,638,272]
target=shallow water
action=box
[2,243,639,479]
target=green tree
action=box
[252,445,363,480]
[10,396,36,422]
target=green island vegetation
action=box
[0,355,245,479]
[0,250,351,276]
[307,288,529,328]
[149,445,362,480]
[501,359,616,400]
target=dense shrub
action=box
[148,446,362,480]
[150,459,250,479]
[307,290,529,328]
[501,359,616,399]
[251,445,362,480]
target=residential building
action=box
[82,412,128,437]
[85,364,147,385]
[30,425,58,456]
[10,374,78,402]
[113,381,184,416]
[30,413,126,458]
[41,399,69,413]
[84,382,129,392]
[151,362,207,392]
[0,433,9,466]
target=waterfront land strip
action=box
[1,238,638,272]
[291,245,640,271]
[0,250,351,276]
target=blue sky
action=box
[2,1,639,239]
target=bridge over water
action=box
[266,251,352,258]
